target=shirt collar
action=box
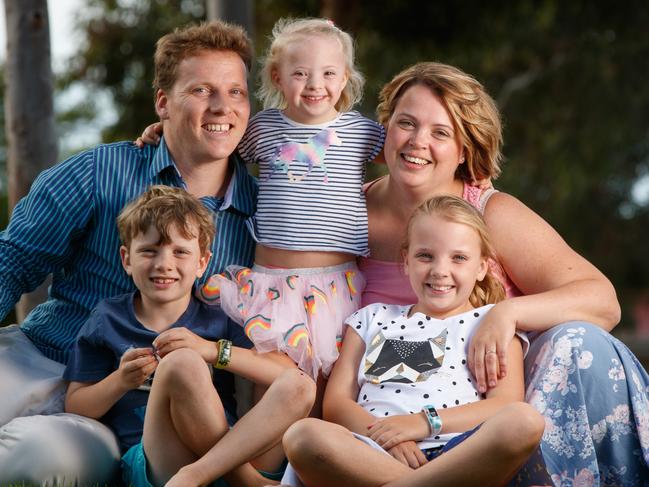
[149,137,255,217]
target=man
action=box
[0,21,304,485]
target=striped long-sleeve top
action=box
[0,137,257,363]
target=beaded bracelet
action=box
[213,339,232,369]
[422,404,443,436]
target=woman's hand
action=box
[467,301,517,393]
[134,122,163,148]
[367,413,429,450]
[153,327,216,363]
[386,441,428,469]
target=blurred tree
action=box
[61,0,206,142]
[61,0,649,326]
[3,0,57,320]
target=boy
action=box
[64,186,314,487]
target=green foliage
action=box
[62,0,206,142]
[60,0,649,326]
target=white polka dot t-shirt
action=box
[347,303,527,449]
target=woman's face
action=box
[383,83,464,190]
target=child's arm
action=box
[325,330,428,468]
[65,347,157,418]
[368,336,524,451]
[323,329,381,434]
[133,122,163,148]
[225,347,296,386]
[153,326,296,386]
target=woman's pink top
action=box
[360,182,522,307]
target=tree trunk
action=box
[3,0,56,321]
[206,0,254,40]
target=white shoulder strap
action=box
[477,188,499,215]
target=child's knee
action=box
[156,348,209,386]
[283,418,335,464]
[274,368,316,415]
[499,402,545,452]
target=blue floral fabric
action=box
[512,323,649,486]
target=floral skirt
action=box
[512,323,649,486]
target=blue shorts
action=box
[422,424,481,461]
[121,441,286,487]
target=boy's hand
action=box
[367,413,429,450]
[118,347,158,390]
[134,122,163,148]
[153,327,216,363]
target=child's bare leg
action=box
[384,402,545,487]
[171,367,315,486]
[141,348,229,485]
[284,402,544,487]
[284,418,414,487]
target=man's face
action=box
[155,50,250,168]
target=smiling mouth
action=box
[403,154,431,165]
[426,283,454,293]
[203,123,231,133]
[151,277,177,285]
[303,95,327,102]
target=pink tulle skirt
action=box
[198,262,365,379]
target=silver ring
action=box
[485,350,497,355]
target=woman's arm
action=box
[469,191,620,392]
[323,329,378,435]
[485,192,620,331]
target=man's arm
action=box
[0,150,95,319]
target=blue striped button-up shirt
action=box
[0,137,257,364]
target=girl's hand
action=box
[118,347,158,390]
[134,122,163,148]
[467,301,517,393]
[153,327,216,363]
[367,413,429,450]
[386,441,428,469]
[472,176,493,190]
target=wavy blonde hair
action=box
[258,17,364,112]
[377,62,503,182]
[403,195,505,307]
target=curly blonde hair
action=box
[377,62,503,182]
[118,185,215,256]
[258,17,364,112]
[403,195,505,307]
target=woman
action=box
[286,62,649,486]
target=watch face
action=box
[424,405,438,417]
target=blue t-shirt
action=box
[63,291,252,453]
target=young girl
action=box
[197,18,385,381]
[279,195,544,486]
